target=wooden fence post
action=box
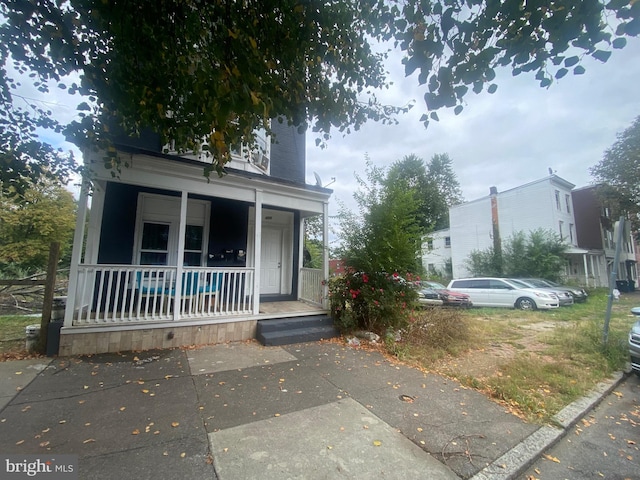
[37,242,60,353]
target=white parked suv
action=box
[447,277,559,310]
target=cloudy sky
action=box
[23,30,640,240]
[305,37,640,231]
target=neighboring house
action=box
[421,229,451,276]
[423,174,637,287]
[60,121,332,355]
[329,259,347,276]
[572,185,638,290]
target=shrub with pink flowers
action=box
[329,270,418,333]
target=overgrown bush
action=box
[329,271,418,334]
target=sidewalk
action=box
[0,341,625,479]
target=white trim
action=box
[85,149,329,214]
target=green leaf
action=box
[454,105,463,115]
[77,102,91,111]
[592,50,612,63]
[430,111,439,121]
[612,37,627,49]
[555,68,568,79]
[624,18,640,36]
[563,56,579,67]
[573,65,586,75]
[487,83,497,94]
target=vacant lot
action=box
[398,288,638,422]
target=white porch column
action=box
[322,201,330,309]
[582,253,589,287]
[253,190,263,314]
[84,180,106,264]
[297,215,305,299]
[64,177,90,327]
[173,191,188,320]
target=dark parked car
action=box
[416,286,443,307]
[509,278,574,306]
[519,278,588,303]
[419,281,473,307]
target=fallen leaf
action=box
[39,441,50,447]
[613,391,623,398]
[59,420,66,424]
[171,422,179,427]
[119,407,126,411]
[373,440,382,447]
[544,454,560,463]
[180,452,186,458]
[15,371,22,375]
[141,389,149,394]
[83,439,95,444]
[15,440,24,445]
[132,429,140,435]
[163,451,168,456]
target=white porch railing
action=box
[299,267,323,305]
[70,265,255,325]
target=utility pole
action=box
[603,217,625,345]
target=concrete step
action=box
[256,315,339,346]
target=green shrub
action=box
[329,271,418,334]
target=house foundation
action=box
[58,319,257,356]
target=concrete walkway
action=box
[0,341,626,479]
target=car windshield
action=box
[509,279,532,288]
[426,281,446,289]
[524,278,547,287]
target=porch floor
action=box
[258,300,327,318]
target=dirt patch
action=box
[429,319,560,380]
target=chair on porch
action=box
[136,271,199,313]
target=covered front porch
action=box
[60,147,332,355]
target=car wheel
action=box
[516,297,536,310]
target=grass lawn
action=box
[396,288,638,423]
[0,314,42,359]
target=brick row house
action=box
[60,122,333,355]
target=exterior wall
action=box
[58,320,257,356]
[448,176,576,279]
[572,186,606,249]
[496,178,576,246]
[421,229,452,276]
[269,121,306,183]
[449,197,493,278]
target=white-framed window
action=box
[565,194,571,213]
[569,223,575,244]
[445,236,451,248]
[555,190,561,210]
[133,193,210,266]
[426,239,434,250]
[559,220,564,240]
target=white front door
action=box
[261,227,283,294]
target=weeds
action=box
[394,289,637,423]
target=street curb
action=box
[468,371,628,480]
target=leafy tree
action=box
[0,179,76,276]
[467,229,567,280]
[331,160,423,333]
[590,115,640,230]
[337,161,424,274]
[385,153,463,231]
[1,1,638,193]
